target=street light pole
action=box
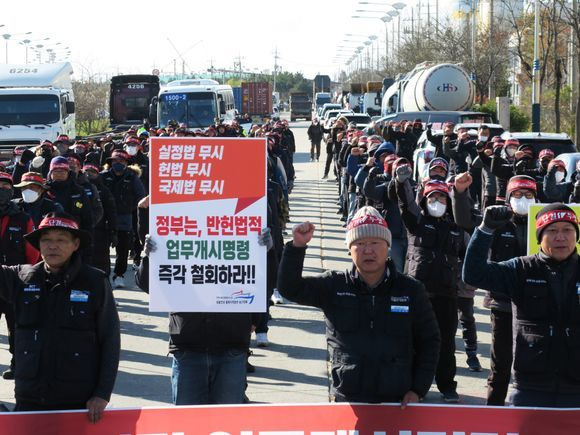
[531,0,541,132]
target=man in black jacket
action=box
[0,212,120,421]
[464,203,580,407]
[277,206,440,405]
[307,118,324,161]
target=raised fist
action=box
[482,206,512,231]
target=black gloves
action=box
[481,205,512,231]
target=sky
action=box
[1,0,457,81]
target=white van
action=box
[0,62,75,149]
[154,79,235,129]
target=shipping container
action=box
[232,87,242,112]
[241,82,273,117]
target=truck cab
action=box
[0,63,75,152]
[109,74,160,128]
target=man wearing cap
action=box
[83,164,117,277]
[0,172,38,380]
[544,159,573,203]
[277,206,440,405]
[66,154,104,229]
[454,174,538,405]
[45,156,94,234]
[464,203,580,407]
[395,164,466,403]
[0,212,120,420]
[101,150,145,288]
[125,138,149,266]
[13,172,64,227]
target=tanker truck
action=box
[381,62,475,115]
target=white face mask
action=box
[506,147,516,157]
[555,171,565,183]
[14,155,21,164]
[478,135,488,142]
[21,189,40,204]
[510,196,535,216]
[427,200,447,218]
[126,146,138,156]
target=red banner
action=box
[2,403,580,435]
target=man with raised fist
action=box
[277,206,440,406]
[463,203,580,407]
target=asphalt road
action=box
[0,118,499,409]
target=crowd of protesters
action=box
[299,114,580,407]
[1,109,580,417]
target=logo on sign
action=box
[216,290,255,305]
[437,83,458,92]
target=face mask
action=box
[479,136,488,142]
[426,200,446,218]
[0,188,13,206]
[21,189,40,203]
[126,146,138,156]
[112,162,126,173]
[506,147,516,157]
[555,171,565,183]
[510,196,535,216]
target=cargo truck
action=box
[109,74,160,128]
[382,62,475,115]
[289,92,312,121]
[241,82,273,119]
[0,62,75,152]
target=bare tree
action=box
[72,76,109,135]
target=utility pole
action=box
[531,0,541,132]
[570,0,578,113]
[273,46,279,93]
[488,0,495,99]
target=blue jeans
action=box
[510,388,580,408]
[171,349,247,405]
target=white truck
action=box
[382,62,475,115]
[0,62,75,150]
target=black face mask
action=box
[0,188,13,207]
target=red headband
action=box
[536,210,578,232]
[38,216,79,231]
[347,214,388,231]
[508,178,537,193]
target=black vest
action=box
[13,258,106,405]
[326,264,425,402]
[511,254,580,394]
[406,215,462,297]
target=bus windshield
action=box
[0,94,60,125]
[159,92,217,128]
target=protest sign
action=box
[2,403,580,435]
[149,136,267,312]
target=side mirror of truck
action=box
[219,100,226,115]
[65,101,75,114]
[149,97,158,125]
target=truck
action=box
[346,83,364,113]
[109,74,160,128]
[241,82,273,119]
[382,62,475,115]
[314,92,332,110]
[0,62,75,151]
[151,79,236,129]
[362,81,382,116]
[289,92,312,121]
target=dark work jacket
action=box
[277,243,440,402]
[101,166,145,217]
[46,175,94,232]
[307,123,324,143]
[0,254,120,405]
[0,203,37,266]
[363,174,406,239]
[385,127,417,162]
[13,197,64,228]
[136,257,252,352]
[486,216,528,311]
[75,172,104,227]
[89,176,117,234]
[464,229,580,395]
[396,179,464,297]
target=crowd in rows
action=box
[296,114,580,406]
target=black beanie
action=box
[535,203,579,242]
